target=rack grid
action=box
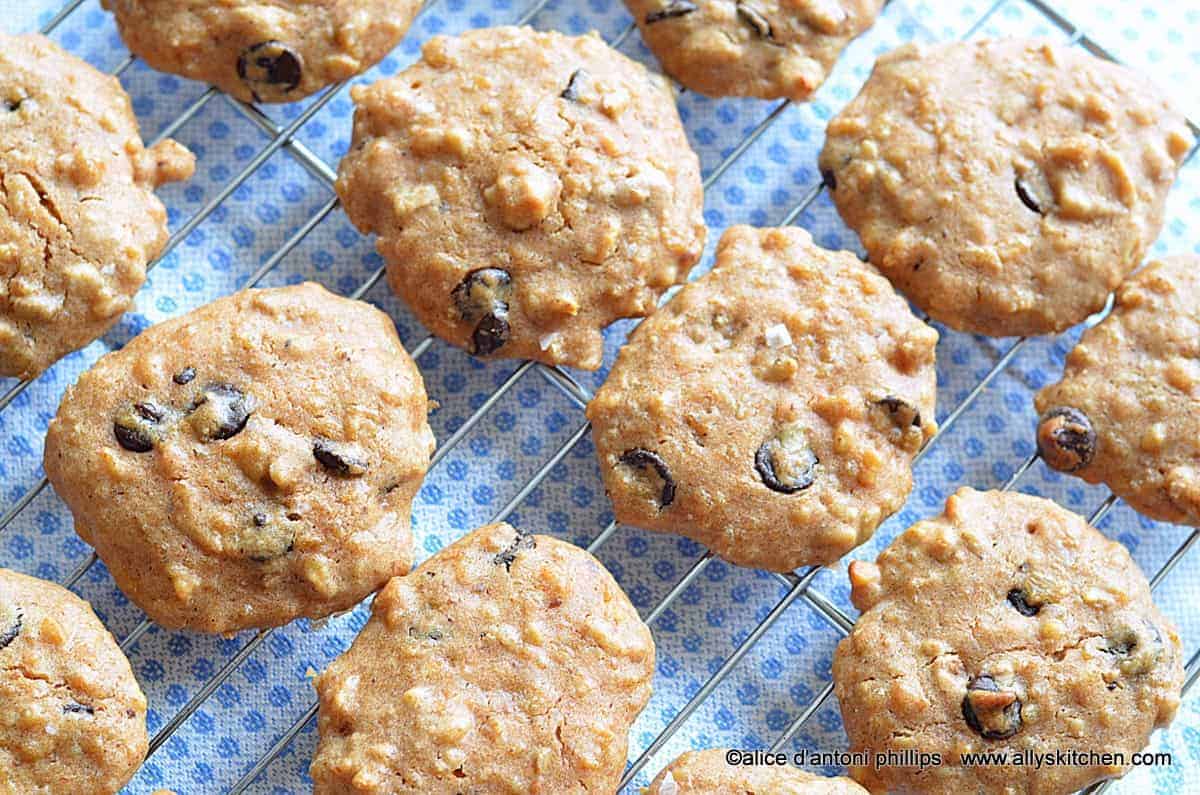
[5,0,1199,792]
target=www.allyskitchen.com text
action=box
[723,748,1173,771]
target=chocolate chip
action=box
[561,68,589,102]
[1036,406,1096,473]
[313,438,369,476]
[0,605,21,650]
[736,1,773,38]
[113,401,173,453]
[821,168,837,191]
[755,424,818,494]
[408,626,445,641]
[237,512,295,562]
[645,1,698,23]
[173,367,196,385]
[2,98,21,113]
[873,395,922,429]
[188,384,252,441]
[962,675,1022,740]
[493,531,535,571]
[1006,588,1040,616]
[618,448,677,509]
[1105,619,1165,676]
[1015,177,1043,215]
[237,41,303,98]
[63,702,94,715]
[452,268,513,356]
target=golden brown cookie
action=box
[310,522,655,793]
[100,0,421,103]
[1035,255,1200,526]
[587,225,938,572]
[0,568,147,795]
[645,748,869,793]
[336,26,706,370]
[625,0,883,100]
[819,39,1194,337]
[834,488,1183,794]
[0,33,194,379]
[43,283,435,634]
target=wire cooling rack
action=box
[3,0,1199,792]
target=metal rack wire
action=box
[5,0,1199,791]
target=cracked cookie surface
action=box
[100,0,420,103]
[0,33,194,379]
[646,748,868,793]
[587,225,937,572]
[43,283,435,634]
[0,568,147,795]
[625,0,883,100]
[1035,255,1200,527]
[834,488,1183,794]
[336,26,706,370]
[819,39,1193,337]
[310,522,655,794]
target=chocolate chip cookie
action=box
[43,283,435,634]
[587,225,938,572]
[0,568,147,794]
[819,39,1194,337]
[834,488,1183,794]
[0,33,194,379]
[100,0,420,103]
[646,749,869,793]
[336,26,706,370]
[626,0,883,100]
[310,522,655,793]
[1035,255,1200,527]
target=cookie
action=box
[1035,255,1200,526]
[309,522,655,793]
[0,568,147,794]
[834,488,1183,794]
[336,26,706,370]
[0,33,194,379]
[819,39,1194,337]
[100,0,420,103]
[625,0,883,100]
[587,225,938,572]
[645,749,869,793]
[43,283,435,634]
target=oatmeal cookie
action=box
[625,0,883,100]
[336,26,706,370]
[819,39,1193,337]
[43,283,435,634]
[1035,255,1200,526]
[645,748,869,793]
[0,33,194,379]
[0,568,147,795]
[310,522,655,793]
[587,225,938,572]
[100,0,420,103]
[834,488,1183,794]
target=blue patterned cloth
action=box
[1,0,1197,792]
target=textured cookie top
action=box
[336,26,706,370]
[0,33,194,379]
[43,283,435,633]
[625,0,883,100]
[1035,255,1200,527]
[834,488,1183,794]
[646,748,869,793]
[100,0,420,103]
[0,568,147,795]
[819,39,1193,337]
[587,226,937,572]
[310,523,655,794]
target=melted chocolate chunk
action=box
[755,424,818,494]
[1006,587,1040,616]
[1105,619,1165,676]
[239,512,295,562]
[188,384,252,441]
[561,68,589,102]
[962,675,1022,740]
[63,702,95,715]
[645,1,698,23]
[113,401,173,453]
[821,168,838,191]
[452,269,513,357]
[313,438,370,477]
[173,367,197,385]
[618,448,677,509]
[1036,406,1096,473]
[237,41,303,98]
[873,395,922,429]
[1015,177,1044,215]
[0,605,21,650]
[736,2,773,39]
[493,531,536,571]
